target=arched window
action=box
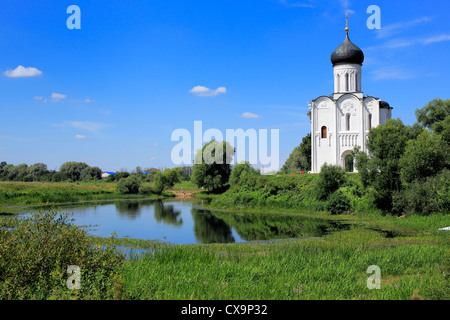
[321,126,327,139]
[368,114,372,129]
[346,73,349,91]
[346,113,351,131]
[345,154,354,172]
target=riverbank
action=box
[0,181,176,214]
[0,180,448,300]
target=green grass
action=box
[0,181,174,214]
[0,179,448,300]
[118,226,449,300]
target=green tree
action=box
[60,162,90,181]
[163,168,180,187]
[229,161,260,186]
[415,98,450,145]
[415,98,450,130]
[80,166,102,181]
[314,164,347,201]
[27,163,49,181]
[281,133,311,173]
[153,172,168,194]
[117,175,142,194]
[355,119,416,211]
[399,130,449,184]
[191,140,235,192]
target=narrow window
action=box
[356,73,359,91]
[345,154,354,172]
[346,73,349,91]
[321,126,327,139]
[368,114,372,129]
[346,113,351,131]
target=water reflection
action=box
[191,207,235,243]
[23,200,347,244]
[154,201,183,226]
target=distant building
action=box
[101,172,116,179]
[309,16,392,173]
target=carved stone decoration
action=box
[318,101,329,109]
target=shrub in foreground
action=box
[0,211,125,299]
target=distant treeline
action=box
[0,161,193,183]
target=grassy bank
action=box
[0,181,175,214]
[1,178,448,300]
[118,224,448,300]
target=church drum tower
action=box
[309,15,392,173]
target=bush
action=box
[393,169,450,216]
[116,175,142,194]
[0,211,125,299]
[325,190,351,215]
[314,164,347,201]
[138,184,154,195]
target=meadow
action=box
[0,176,448,300]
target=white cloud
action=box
[422,34,450,45]
[4,65,43,78]
[240,112,260,119]
[74,134,87,139]
[34,96,44,100]
[376,17,432,39]
[150,157,157,161]
[52,92,67,100]
[189,86,227,97]
[366,33,450,51]
[69,121,105,133]
[372,67,414,81]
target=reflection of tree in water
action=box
[211,212,334,241]
[115,201,142,219]
[114,200,156,219]
[191,208,235,244]
[153,201,183,226]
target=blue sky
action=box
[0,0,449,172]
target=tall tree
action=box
[191,140,235,192]
[281,133,311,173]
[415,98,450,145]
[355,119,415,211]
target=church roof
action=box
[330,16,364,66]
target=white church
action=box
[309,17,392,173]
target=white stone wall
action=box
[311,94,391,173]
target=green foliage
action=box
[191,140,235,192]
[355,119,414,211]
[325,189,351,215]
[229,161,260,186]
[281,133,311,173]
[415,98,450,131]
[163,168,181,187]
[213,174,323,211]
[80,166,102,181]
[0,211,125,299]
[399,130,449,184]
[116,176,142,194]
[60,162,90,182]
[393,169,450,216]
[153,172,168,195]
[314,164,347,201]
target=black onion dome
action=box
[330,33,364,66]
